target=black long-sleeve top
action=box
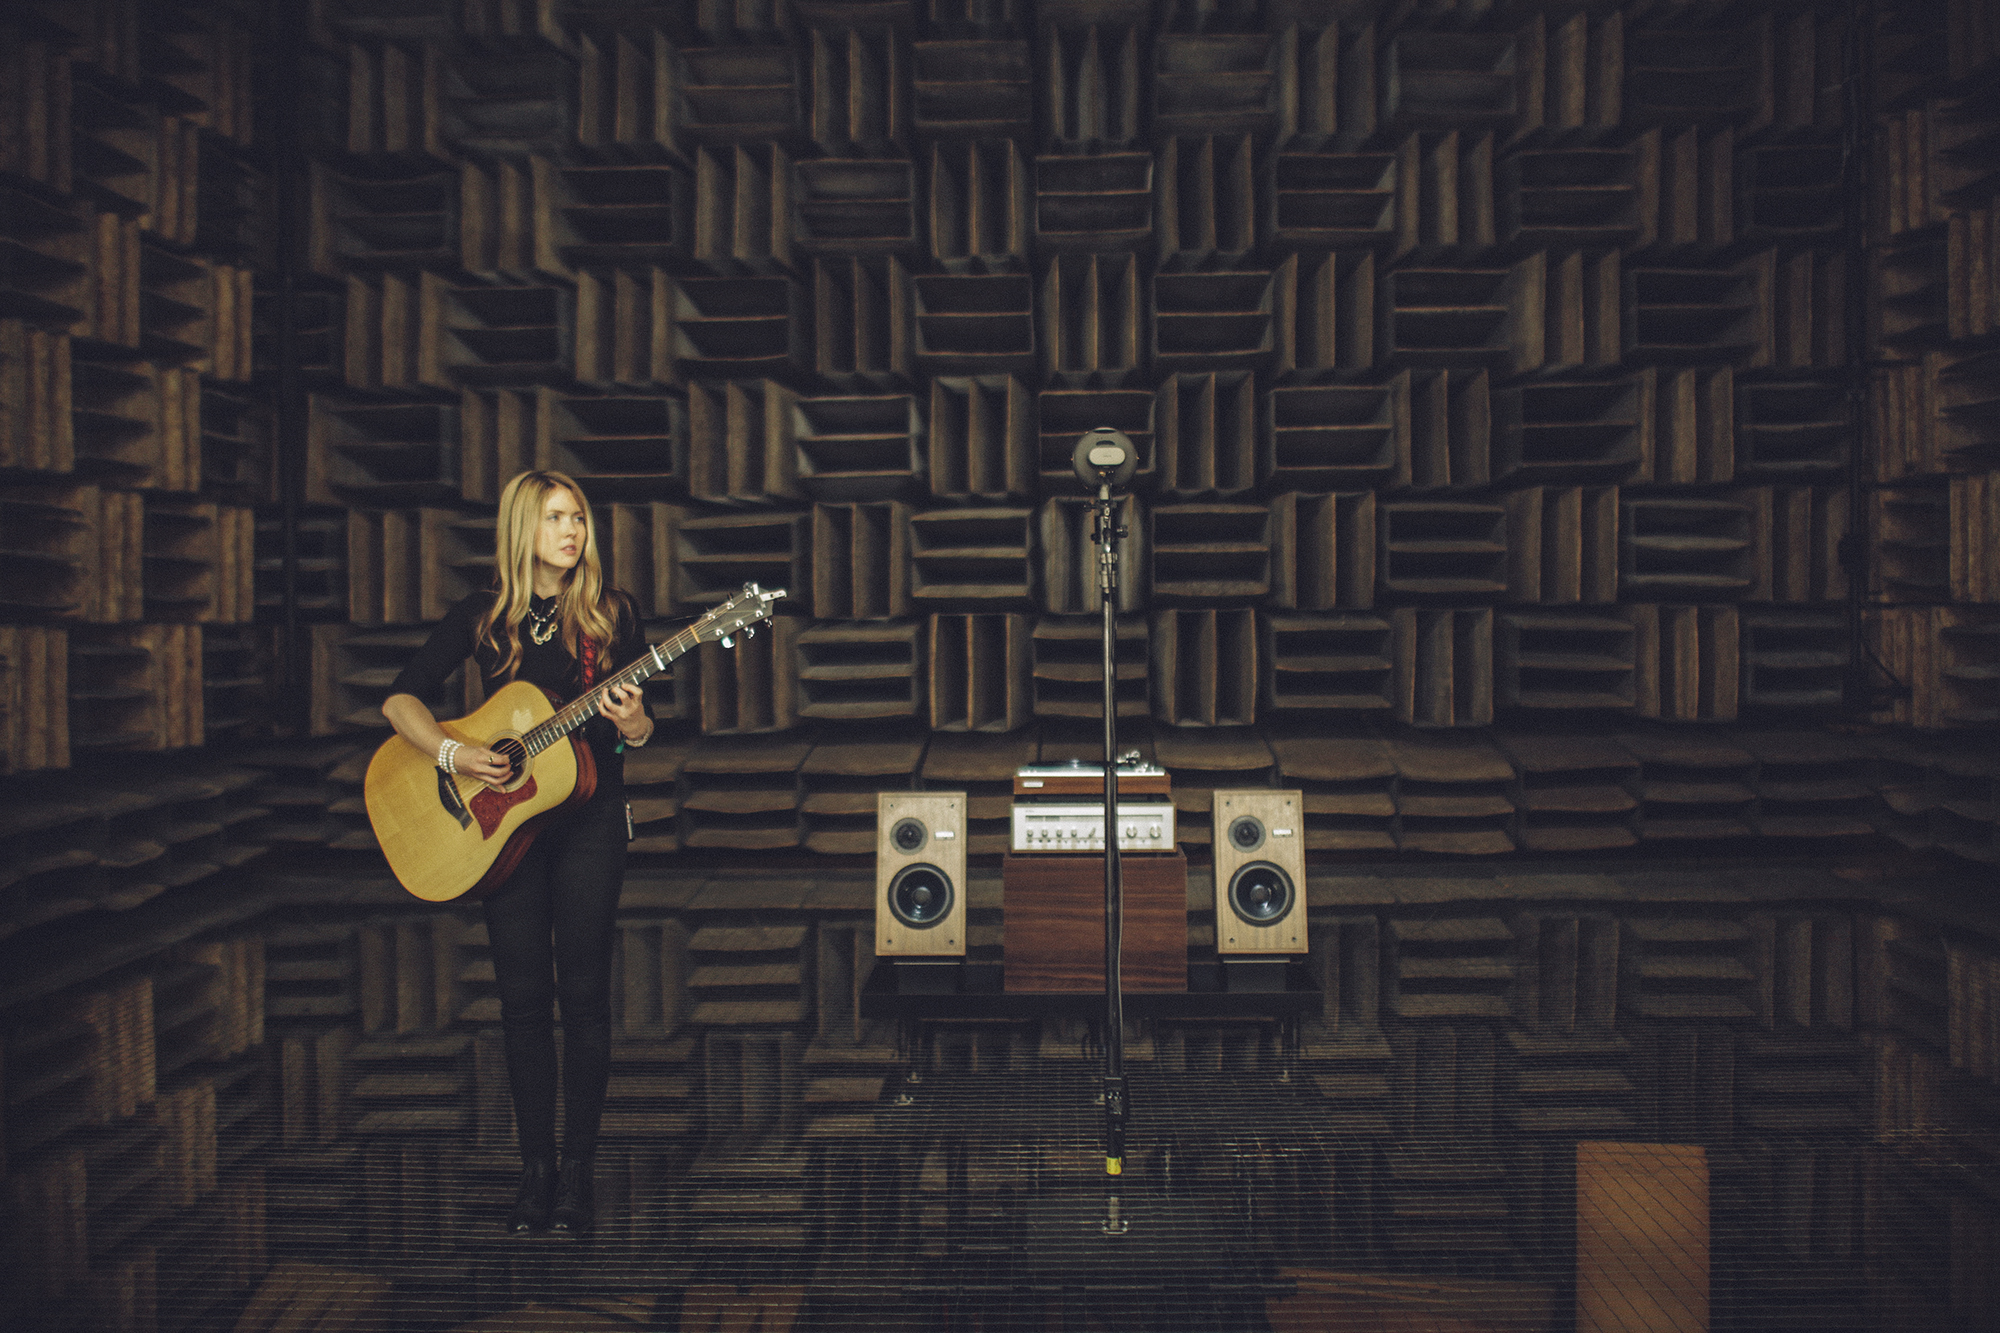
[389,588,648,787]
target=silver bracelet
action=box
[437,738,461,773]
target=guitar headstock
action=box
[696,582,786,649]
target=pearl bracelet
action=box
[437,738,462,774]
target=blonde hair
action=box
[477,470,618,681]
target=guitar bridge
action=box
[436,767,473,830]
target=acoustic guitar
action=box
[364,583,785,903]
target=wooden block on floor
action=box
[1576,1141,1709,1333]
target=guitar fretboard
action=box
[521,623,700,757]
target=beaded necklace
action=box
[526,595,559,646]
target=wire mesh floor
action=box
[61,1014,1995,1333]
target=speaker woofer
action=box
[890,817,928,854]
[1227,861,1294,926]
[1227,815,1265,852]
[888,863,954,928]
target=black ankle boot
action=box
[506,1157,557,1234]
[549,1155,595,1239]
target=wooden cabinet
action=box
[1001,852,1187,994]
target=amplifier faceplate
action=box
[1010,803,1176,853]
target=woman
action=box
[382,470,653,1239]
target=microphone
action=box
[1072,427,1139,490]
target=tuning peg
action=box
[744,626,755,639]
[720,634,734,649]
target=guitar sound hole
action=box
[490,737,528,783]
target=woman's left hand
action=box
[600,682,649,741]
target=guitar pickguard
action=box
[469,778,538,839]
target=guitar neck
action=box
[522,623,700,756]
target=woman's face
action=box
[532,487,587,576]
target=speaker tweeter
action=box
[1211,790,1306,955]
[877,793,967,957]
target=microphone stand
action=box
[1093,482,1129,1198]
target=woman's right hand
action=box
[455,746,512,791]
[385,694,511,790]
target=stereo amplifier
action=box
[1010,802,1176,853]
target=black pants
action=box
[482,783,626,1161]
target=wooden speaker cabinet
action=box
[1002,853,1187,993]
[876,792,967,957]
[1213,790,1307,955]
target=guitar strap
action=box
[581,630,635,841]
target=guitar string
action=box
[518,595,765,756]
[524,624,698,757]
[453,596,767,785]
